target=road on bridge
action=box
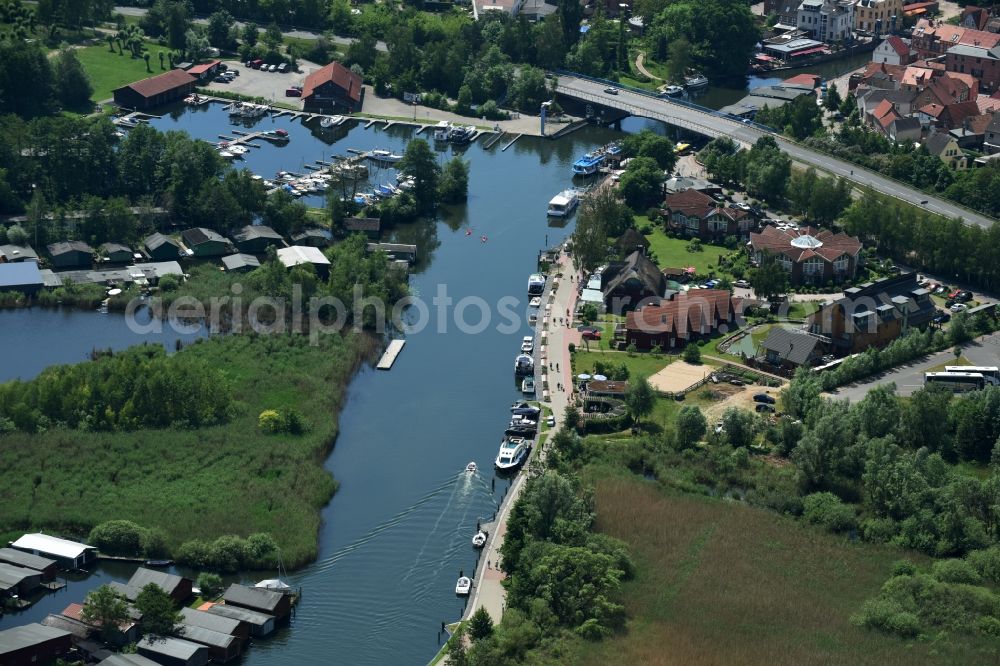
[554,75,997,229]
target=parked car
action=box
[934,285,948,295]
[733,202,751,211]
[582,329,602,341]
[755,403,775,413]
[244,60,253,67]
[729,379,744,386]
[753,393,775,404]
[734,279,751,288]
[285,87,302,97]
[251,59,264,69]
[714,421,724,434]
[948,289,963,300]
[604,87,619,95]
[933,311,951,324]
[957,291,973,302]
[546,415,555,427]
[950,303,968,313]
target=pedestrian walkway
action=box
[634,52,663,82]
[456,248,581,636]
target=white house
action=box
[873,35,913,66]
[797,0,855,43]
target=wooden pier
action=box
[501,133,522,151]
[483,131,506,149]
[376,339,406,370]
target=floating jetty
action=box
[376,339,406,370]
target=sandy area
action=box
[649,360,713,393]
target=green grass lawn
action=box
[642,225,731,277]
[558,471,990,665]
[77,40,168,103]
[572,349,673,380]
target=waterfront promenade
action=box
[457,248,580,637]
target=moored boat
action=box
[472,530,488,548]
[547,189,580,217]
[684,72,709,89]
[662,85,684,97]
[455,576,472,596]
[514,353,534,375]
[521,377,535,394]
[495,436,531,472]
[369,149,403,163]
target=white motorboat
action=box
[528,312,538,325]
[662,84,684,97]
[320,116,335,128]
[472,530,488,549]
[218,150,235,159]
[684,73,709,89]
[229,145,248,155]
[465,461,477,474]
[529,296,541,308]
[547,189,580,217]
[510,401,531,411]
[369,149,403,163]
[455,576,472,596]
[514,353,534,375]
[433,120,452,142]
[521,335,534,353]
[521,377,535,394]
[495,437,530,472]
[527,273,546,296]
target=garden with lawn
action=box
[77,39,167,103]
[638,219,733,277]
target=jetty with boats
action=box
[571,141,621,177]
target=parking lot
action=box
[201,59,311,106]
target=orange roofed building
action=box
[301,62,364,113]
[625,289,744,350]
[749,226,863,285]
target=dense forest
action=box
[0,344,232,432]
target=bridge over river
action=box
[553,74,997,229]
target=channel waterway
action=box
[0,105,644,663]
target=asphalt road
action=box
[554,76,998,229]
[830,332,1000,401]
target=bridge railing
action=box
[549,69,777,134]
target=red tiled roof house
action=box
[301,62,364,113]
[748,225,863,285]
[625,289,744,350]
[662,189,756,241]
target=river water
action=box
[0,105,632,664]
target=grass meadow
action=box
[0,332,375,568]
[558,468,992,665]
[77,40,167,103]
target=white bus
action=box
[924,371,987,392]
[945,366,1000,385]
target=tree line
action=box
[0,344,233,433]
[449,469,634,662]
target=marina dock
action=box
[376,339,406,370]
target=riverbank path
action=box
[459,249,581,630]
[634,53,663,82]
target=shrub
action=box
[891,559,917,577]
[258,409,283,433]
[682,344,701,364]
[196,572,224,597]
[932,558,982,585]
[158,274,181,292]
[852,597,921,637]
[89,520,148,557]
[979,616,1000,636]
[861,517,898,544]
[967,546,1000,584]
[802,492,856,533]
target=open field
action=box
[0,333,373,568]
[77,40,166,103]
[562,471,993,665]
